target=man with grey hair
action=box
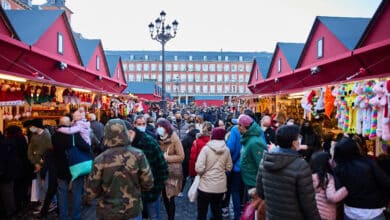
[87,113,104,155]
[261,115,276,145]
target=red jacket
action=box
[189,135,210,177]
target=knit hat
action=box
[30,118,44,129]
[238,114,253,128]
[211,127,227,140]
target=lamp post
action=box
[148,11,178,115]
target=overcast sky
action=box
[39,0,381,52]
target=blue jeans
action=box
[231,171,244,220]
[344,212,385,220]
[57,177,84,220]
[144,196,161,220]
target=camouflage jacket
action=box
[86,119,154,220]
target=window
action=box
[195,85,201,93]
[217,64,223,72]
[158,74,162,81]
[180,85,186,92]
[180,64,186,71]
[210,85,215,93]
[210,74,215,81]
[160,55,162,61]
[239,56,243,62]
[231,64,237,72]
[232,85,236,93]
[238,64,244,72]
[202,64,208,72]
[180,74,186,82]
[239,85,244,93]
[209,64,215,72]
[217,74,223,82]
[195,74,201,82]
[96,55,100,70]
[217,85,222,93]
[188,74,194,82]
[225,85,230,93]
[166,74,171,82]
[129,64,135,71]
[128,74,134,81]
[158,64,162,71]
[1,0,11,9]
[256,69,259,80]
[166,63,172,71]
[144,74,150,80]
[188,64,193,72]
[57,33,64,54]
[246,64,252,72]
[151,63,157,71]
[202,74,208,81]
[277,58,281,73]
[136,64,142,71]
[231,74,237,82]
[136,74,142,81]
[225,56,229,61]
[143,63,149,71]
[246,74,250,82]
[174,55,178,61]
[188,85,194,93]
[218,56,222,61]
[203,56,207,61]
[173,64,179,71]
[117,69,120,80]
[166,86,171,93]
[224,64,230,72]
[189,56,192,61]
[130,55,134,60]
[317,37,324,58]
[195,64,201,71]
[238,74,244,82]
[122,64,128,71]
[145,55,149,60]
[151,74,156,80]
[224,74,230,82]
[203,85,208,93]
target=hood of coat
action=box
[241,122,262,144]
[207,140,228,154]
[103,119,131,148]
[262,149,300,171]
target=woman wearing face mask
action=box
[156,118,184,220]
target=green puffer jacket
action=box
[240,122,267,187]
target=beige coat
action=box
[195,140,232,193]
[158,132,185,198]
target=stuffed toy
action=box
[324,86,335,118]
[301,90,315,120]
[345,83,357,133]
[354,81,375,137]
[333,84,348,131]
[369,80,389,140]
[314,87,325,119]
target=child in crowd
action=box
[310,151,348,220]
[57,107,91,145]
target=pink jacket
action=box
[312,173,348,220]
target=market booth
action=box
[247,1,390,156]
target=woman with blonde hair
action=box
[156,118,185,220]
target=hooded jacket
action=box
[86,119,154,220]
[240,122,267,187]
[226,125,242,172]
[256,148,321,220]
[195,140,232,193]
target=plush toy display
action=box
[314,87,325,119]
[345,83,357,133]
[369,80,389,140]
[301,90,315,120]
[324,86,335,118]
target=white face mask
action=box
[29,127,38,133]
[157,127,165,136]
[136,126,146,132]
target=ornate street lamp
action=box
[148,11,178,115]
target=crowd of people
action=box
[0,105,390,220]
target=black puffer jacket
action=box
[256,148,320,220]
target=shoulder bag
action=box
[66,134,93,181]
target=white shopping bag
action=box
[30,178,40,202]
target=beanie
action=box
[211,127,227,140]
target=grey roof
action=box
[253,54,273,79]
[5,10,63,45]
[123,81,161,94]
[318,16,370,50]
[105,54,121,78]
[106,50,271,62]
[278,42,304,69]
[75,39,100,67]
[194,96,224,100]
